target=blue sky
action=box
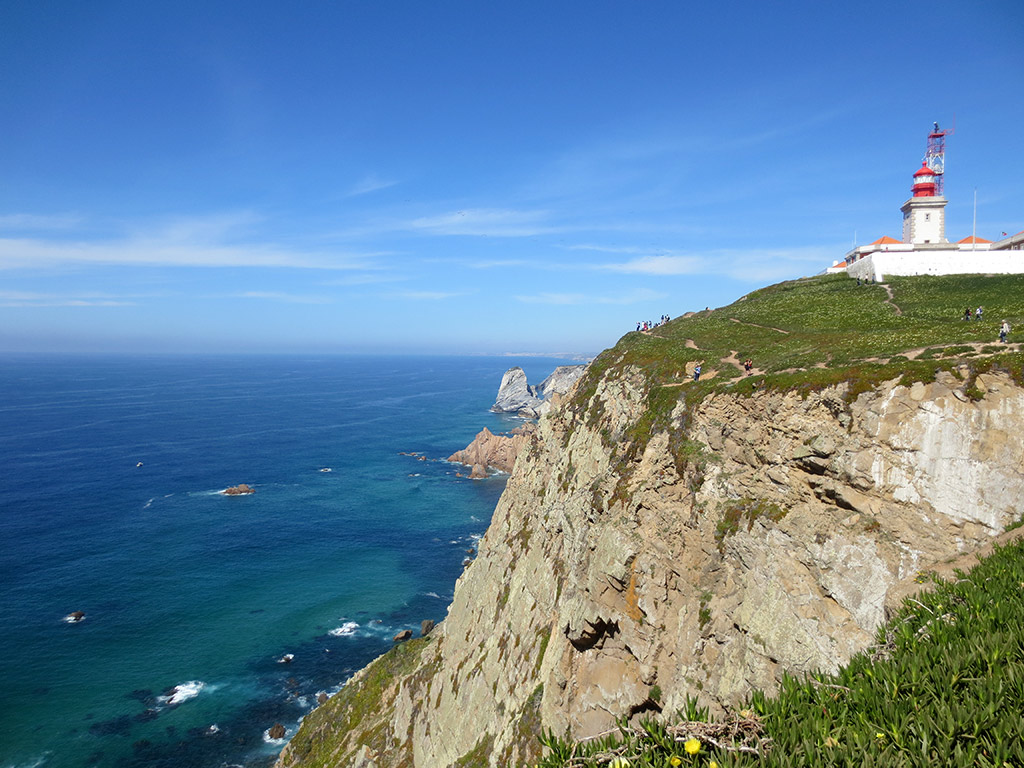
[2,1,1022,355]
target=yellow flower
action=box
[710,763,719,768]
[684,737,701,755]
[669,757,682,767]
[875,732,885,739]
[609,758,630,768]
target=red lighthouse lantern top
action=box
[912,162,937,197]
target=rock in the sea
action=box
[65,610,86,623]
[420,619,435,637]
[224,484,254,495]
[448,424,537,475]
[491,367,542,416]
[490,364,587,418]
[268,723,286,740]
[392,629,412,642]
[317,692,329,706]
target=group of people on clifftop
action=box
[960,306,1012,343]
[636,315,671,332]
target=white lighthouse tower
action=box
[900,161,947,244]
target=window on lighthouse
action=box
[925,213,931,221]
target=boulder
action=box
[392,629,412,642]
[65,610,86,623]
[421,619,435,637]
[317,692,329,706]
[268,723,286,740]
[224,484,254,495]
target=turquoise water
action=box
[0,354,572,768]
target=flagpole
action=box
[972,188,977,251]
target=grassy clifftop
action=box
[577,273,1024,406]
[566,273,1024,483]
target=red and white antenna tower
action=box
[924,121,954,196]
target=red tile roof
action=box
[957,236,993,244]
[870,236,901,245]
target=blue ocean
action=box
[0,354,576,768]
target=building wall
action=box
[847,250,1024,282]
[901,197,946,244]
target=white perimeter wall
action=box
[847,250,1024,282]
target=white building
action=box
[825,141,1023,281]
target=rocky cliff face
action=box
[277,367,1024,768]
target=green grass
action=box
[532,537,1024,767]
[568,274,1024,502]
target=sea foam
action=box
[159,680,205,705]
[329,621,359,637]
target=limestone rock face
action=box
[491,364,587,418]
[535,365,587,400]
[277,369,1024,768]
[491,367,541,416]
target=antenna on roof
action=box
[925,122,954,196]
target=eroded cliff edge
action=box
[278,366,1024,768]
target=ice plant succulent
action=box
[683,738,701,755]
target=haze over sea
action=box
[0,354,576,768]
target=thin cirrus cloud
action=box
[580,244,842,282]
[232,291,333,304]
[346,173,399,197]
[0,235,385,271]
[0,213,85,231]
[515,288,667,306]
[405,208,560,237]
[0,290,136,307]
[387,289,469,300]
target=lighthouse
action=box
[900,161,947,244]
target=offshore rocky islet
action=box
[277,273,1024,768]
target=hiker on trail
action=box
[693,364,702,382]
[1001,320,1011,343]
[964,307,972,321]
[743,359,753,374]
[976,306,983,322]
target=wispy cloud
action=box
[323,273,408,286]
[0,213,85,231]
[407,208,558,237]
[0,290,136,307]
[0,211,389,271]
[597,254,705,275]
[578,244,843,282]
[0,236,385,271]
[388,290,469,300]
[233,291,333,304]
[515,288,667,305]
[347,173,399,197]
